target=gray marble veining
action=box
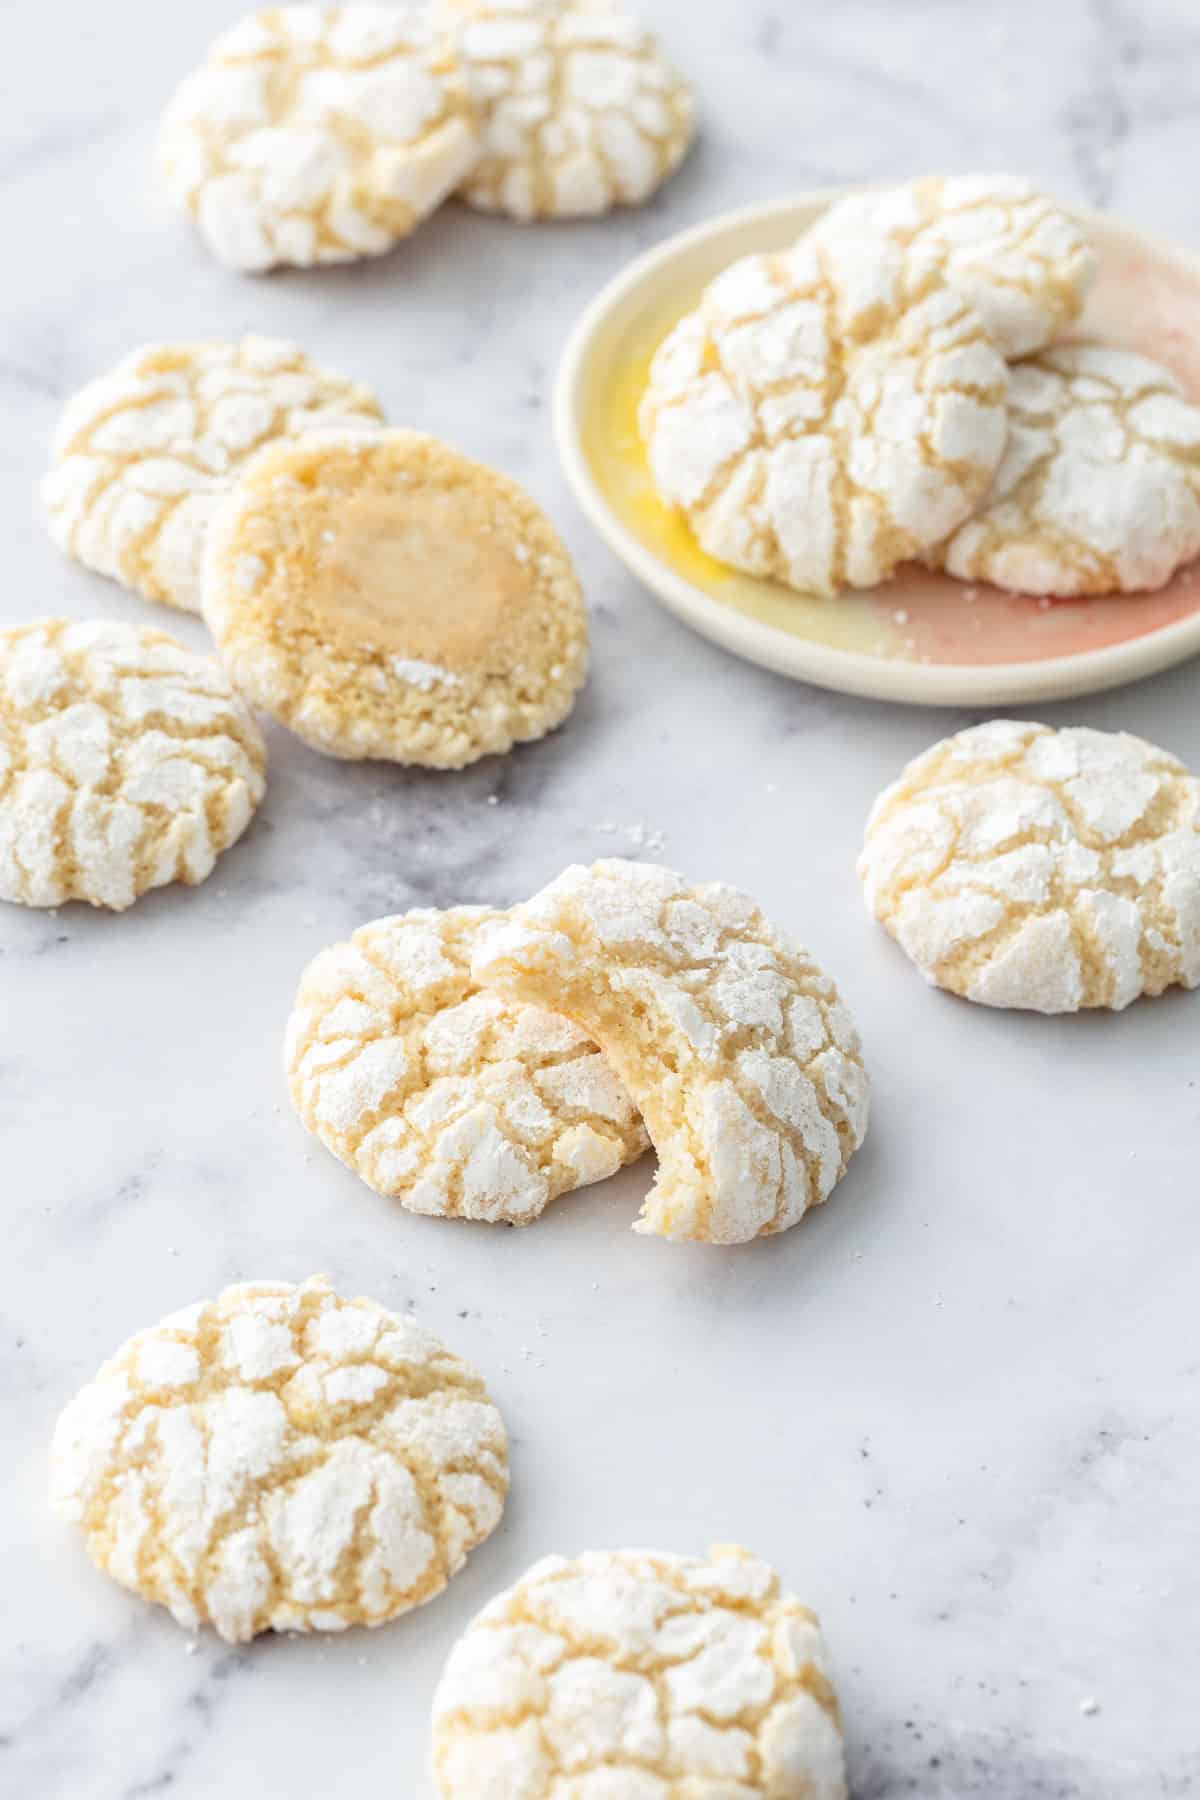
[3,2,1199,1795]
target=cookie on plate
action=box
[437,0,696,220]
[50,1276,509,1642]
[431,1544,847,1799]
[159,4,481,270]
[0,619,265,912]
[42,337,383,614]
[286,906,647,1221]
[810,173,1097,359]
[203,428,589,767]
[858,720,1200,1012]
[639,236,1008,598]
[472,859,869,1245]
[930,345,1200,596]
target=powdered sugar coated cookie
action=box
[811,174,1097,359]
[50,1276,508,1642]
[437,0,695,220]
[42,337,383,614]
[287,907,647,1221]
[0,619,265,912]
[639,236,1008,598]
[859,720,1200,1012]
[472,859,869,1245]
[431,1544,847,1799]
[931,345,1200,596]
[159,5,481,270]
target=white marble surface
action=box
[3,2,1200,1795]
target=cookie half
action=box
[0,619,265,911]
[438,0,696,220]
[42,337,383,614]
[930,345,1200,596]
[50,1276,509,1642]
[203,428,589,767]
[431,1544,847,1799]
[159,5,481,270]
[286,907,648,1222]
[859,720,1200,1012]
[810,173,1097,359]
[639,237,1008,597]
[472,859,869,1245]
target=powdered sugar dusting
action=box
[50,1276,508,1642]
[639,234,1008,598]
[42,337,382,614]
[431,1544,846,1796]
[859,720,1200,1012]
[811,173,1097,359]
[286,906,647,1223]
[472,858,869,1244]
[158,6,482,271]
[435,0,695,221]
[0,618,266,912]
[932,345,1200,596]
[391,658,463,691]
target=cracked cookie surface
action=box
[431,1543,847,1799]
[436,0,695,220]
[42,337,383,615]
[639,236,1008,598]
[286,907,648,1222]
[471,860,869,1245]
[810,173,1097,359]
[858,720,1200,1013]
[50,1276,509,1643]
[203,428,589,767]
[0,619,265,912]
[159,4,481,271]
[929,346,1200,596]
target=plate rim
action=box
[553,187,1200,708]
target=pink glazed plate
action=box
[555,189,1200,706]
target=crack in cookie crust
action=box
[638,236,1008,598]
[436,0,695,220]
[472,860,869,1245]
[810,173,1097,359]
[50,1276,509,1643]
[431,1544,847,1798]
[287,906,648,1223]
[42,337,383,614]
[929,346,1200,596]
[158,5,482,271]
[203,428,589,768]
[858,720,1200,1013]
[0,619,266,911]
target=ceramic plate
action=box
[554,189,1200,706]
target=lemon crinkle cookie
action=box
[50,1276,509,1643]
[930,345,1200,596]
[436,0,695,220]
[0,619,265,912]
[472,859,868,1245]
[431,1544,847,1799]
[42,337,383,615]
[287,907,647,1221]
[203,428,589,767]
[639,235,1008,598]
[159,4,481,271]
[859,720,1200,1013]
[810,173,1097,360]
